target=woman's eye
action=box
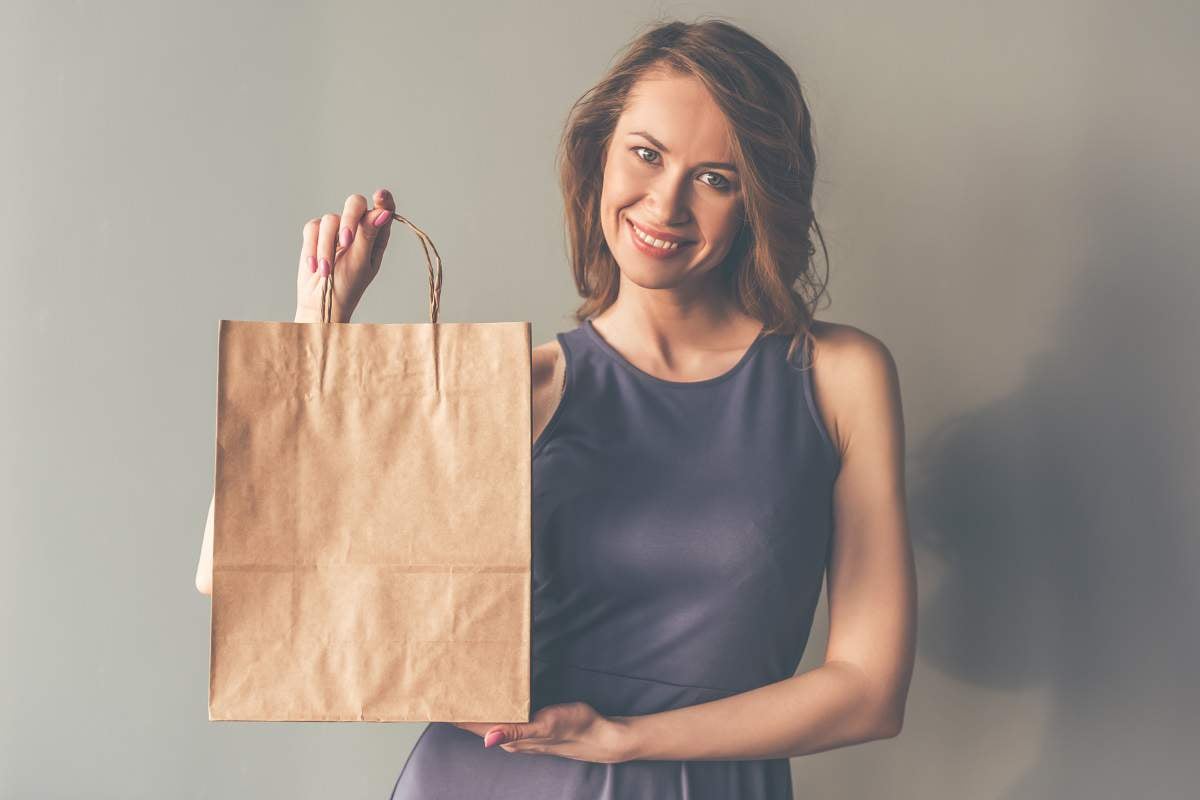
[632,146,659,164]
[632,147,732,192]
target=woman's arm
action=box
[195,493,214,595]
[613,326,917,762]
[612,659,895,762]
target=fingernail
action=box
[483,730,505,748]
[372,209,390,227]
[319,257,331,277]
[307,255,317,273]
[339,226,353,247]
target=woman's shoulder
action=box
[807,318,902,461]
[532,337,568,444]
[808,318,893,365]
[532,336,566,387]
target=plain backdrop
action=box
[2,1,1198,798]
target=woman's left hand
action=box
[453,702,632,764]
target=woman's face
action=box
[599,70,744,290]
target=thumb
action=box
[360,187,396,264]
[483,722,533,748]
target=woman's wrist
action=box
[607,715,643,763]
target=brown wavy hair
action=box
[556,17,831,365]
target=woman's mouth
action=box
[626,218,693,258]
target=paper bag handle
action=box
[321,212,444,324]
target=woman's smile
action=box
[626,217,694,258]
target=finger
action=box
[297,217,320,280]
[295,217,324,309]
[337,193,368,257]
[499,740,548,754]
[452,722,495,738]
[366,187,396,274]
[484,722,536,747]
[317,213,340,277]
[355,187,393,246]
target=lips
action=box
[625,218,695,258]
[627,218,691,244]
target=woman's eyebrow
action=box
[628,130,738,172]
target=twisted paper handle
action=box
[321,212,443,324]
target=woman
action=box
[197,17,916,800]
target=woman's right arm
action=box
[195,190,397,596]
[195,493,215,595]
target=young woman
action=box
[197,17,916,800]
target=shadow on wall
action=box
[911,140,1200,797]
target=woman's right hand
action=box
[295,188,396,322]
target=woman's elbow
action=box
[875,714,903,740]
[871,698,907,739]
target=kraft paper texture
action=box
[209,319,531,722]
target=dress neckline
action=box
[583,318,770,389]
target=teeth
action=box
[632,222,680,250]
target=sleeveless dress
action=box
[390,318,840,799]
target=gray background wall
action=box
[3,1,1197,797]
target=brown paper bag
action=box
[209,214,530,723]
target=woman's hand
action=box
[295,188,396,323]
[452,701,633,764]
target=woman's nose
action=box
[645,174,691,226]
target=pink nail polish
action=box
[372,209,390,227]
[483,730,505,748]
[339,226,353,247]
[319,257,331,277]
[307,255,317,273]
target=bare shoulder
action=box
[531,337,567,444]
[532,337,563,377]
[809,319,898,379]
[807,320,903,461]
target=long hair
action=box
[556,17,831,365]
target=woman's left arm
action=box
[477,328,917,763]
[613,328,918,762]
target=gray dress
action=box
[390,318,840,799]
